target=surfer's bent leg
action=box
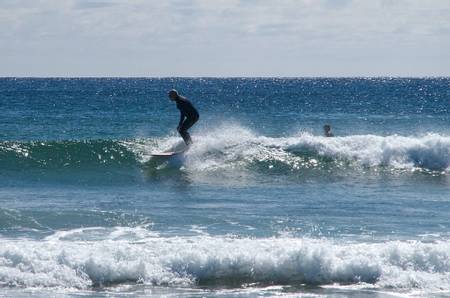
[178,116,198,145]
[179,126,192,145]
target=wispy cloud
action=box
[0,0,449,76]
[73,0,118,10]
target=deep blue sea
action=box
[0,78,449,297]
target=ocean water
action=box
[0,78,449,297]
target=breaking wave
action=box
[2,125,449,177]
[0,228,450,294]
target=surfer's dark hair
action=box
[168,89,179,96]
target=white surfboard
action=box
[150,147,188,157]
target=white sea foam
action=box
[1,230,450,294]
[125,124,450,173]
[282,132,450,171]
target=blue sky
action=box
[1,0,449,76]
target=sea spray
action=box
[1,231,450,291]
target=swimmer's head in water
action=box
[323,124,334,137]
[168,89,179,101]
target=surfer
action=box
[168,89,199,145]
[324,124,334,137]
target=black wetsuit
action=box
[176,96,199,145]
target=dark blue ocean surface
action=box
[0,78,449,297]
[1,78,449,141]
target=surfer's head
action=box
[168,89,179,101]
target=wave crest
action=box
[0,140,136,170]
[1,231,450,293]
[2,126,449,176]
[139,126,450,174]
